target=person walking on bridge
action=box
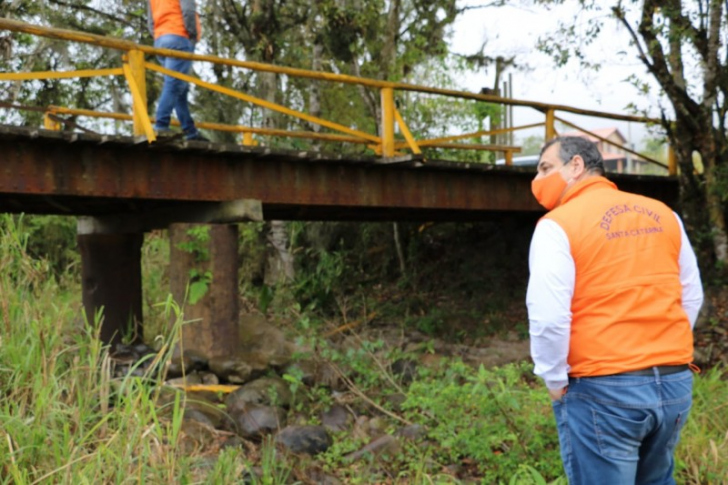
[147,0,208,141]
[526,136,703,484]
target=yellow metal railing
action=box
[0,18,673,173]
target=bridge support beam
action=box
[78,230,144,346]
[169,223,240,359]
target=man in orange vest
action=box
[527,136,703,484]
[147,0,208,141]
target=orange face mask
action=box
[531,170,567,210]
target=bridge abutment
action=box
[169,223,240,359]
[78,231,144,346]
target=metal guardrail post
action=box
[125,50,148,137]
[505,150,513,166]
[381,87,395,157]
[242,132,257,146]
[121,50,157,141]
[0,20,677,166]
[43,112,61,131]
[545,108,556,140]
[668,145,677,176]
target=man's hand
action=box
[548,387,567,402]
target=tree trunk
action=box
[698,126,728,264]
[264,220,295,285]
[258,64,294,284]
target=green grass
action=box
[0,216,726,484]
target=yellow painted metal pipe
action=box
[380,88,396,157]
[405,142,523,152]
[398,122,545,148]
[0,18,664,125]
[122,62,155,141]
[125,50,148,137]
[545,109,556,141]
[200,122,370,143]
[0,67,123,81]
[147,62,380,144]
[394,108,422,155]
[45,106,372,144]
[242,132,257,146]
[43,113,62,131]
[48,106,133,121]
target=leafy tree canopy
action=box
[526,0,728,272]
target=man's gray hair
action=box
[541,136,605,175]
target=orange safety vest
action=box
[544,176,693,377]
[149,0,194,39]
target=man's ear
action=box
[570,155,586,177]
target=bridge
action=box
[0,19,679,357]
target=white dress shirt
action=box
[527,213,704,390]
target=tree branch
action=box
[701,0,723,109]
[351,54,378,121]
[664,0,709,60]
[630,0,702,128]
[664,0,686,90]
[47,0,135,28]
[460,2,510,11]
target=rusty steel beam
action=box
[0,127,680,220]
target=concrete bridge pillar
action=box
[78,230,144,346]
[169,223,240,359]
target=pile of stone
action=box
[107,314,426,473]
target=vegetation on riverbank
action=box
[1,215,727,484]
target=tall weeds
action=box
[0,216,242,483]
[0,215,726,483]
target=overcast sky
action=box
[449,1,666,148]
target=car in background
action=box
[494,155,540,167]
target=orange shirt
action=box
[545,177,693,376]
[148,0,200,40]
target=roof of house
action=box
[602,152,626,161]
[560,127,626,144]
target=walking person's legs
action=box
[153,34,198,137]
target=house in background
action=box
[560,127,652,174]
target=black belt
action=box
[618,364,690,377]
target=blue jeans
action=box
[553,369,692,485]
[153,34,199,138]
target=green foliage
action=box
[187,268,212,305]
[402,360,563,482]
[0,217,211,482]
[0,213,727,483]
[287,221,369,314]
[520,134,546,156]
[675,365,728,484]
[0,214,78,279]
[530,0,728,272]
[141,230,171,340]
[510,465,567,485]
[293,245,347,312]
[174,226,213,306]
[176,226,211,263]
[238,222,267,291]
[3,0,500,164]
[243,437,294,484]
[0,214,53,294]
